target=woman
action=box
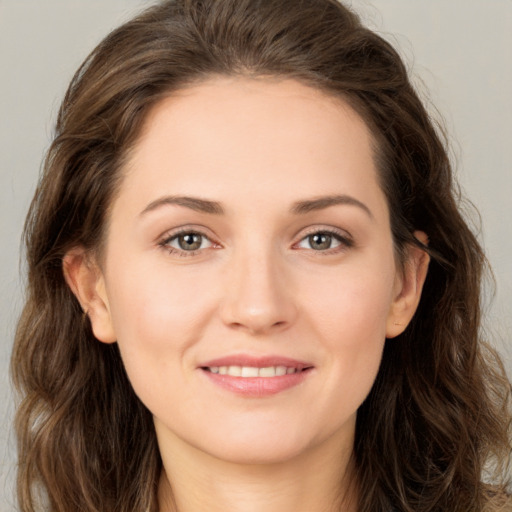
[11,0,511,511]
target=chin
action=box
[206,438,311,466]
[190,419,334,467]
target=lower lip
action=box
[201,368,312,397]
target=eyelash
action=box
[294,227,354,255]
[158,226,354,257]
[159,228,217,257]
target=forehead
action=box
[117,76,386,220]
[135,76,374,159]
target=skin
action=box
[65,76,429,512]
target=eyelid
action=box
[158,225,221,256]
[156,224,354,257]
[292,225,354,252]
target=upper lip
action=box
[200,355,313,371]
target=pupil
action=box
[179,233,201,250]
[310,233,331,250]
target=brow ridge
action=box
[291,194,373,218]
[140,195,224,216]
[140,193,372,218]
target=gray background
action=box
[1,1,511,509]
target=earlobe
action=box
[62,248,117,344]
[386,231,430,338]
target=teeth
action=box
[259,366,277,377]
[276,366,288,376]
[207,365,299,377]
[241,366,259,377]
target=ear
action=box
[386,231,430,338]
[62,248,117,344]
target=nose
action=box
[219,247,298,336]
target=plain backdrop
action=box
[1,1,511,509]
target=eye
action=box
[295,229,353,252]
[161,230,214,255]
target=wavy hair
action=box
[12,0,511,510]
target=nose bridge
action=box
[220,236,296,334]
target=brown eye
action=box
[163,231,213,253]
[296,229,352,253]
[308,233,334,250]
[177,233,203,251]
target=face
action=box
[69,77,426,466]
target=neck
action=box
[157,430,358,512]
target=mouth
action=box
[199,356,314,397]
[202,365,309,377]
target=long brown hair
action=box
[12,1,511,510]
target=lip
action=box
[201,355,312,370]
[198,354,314,398]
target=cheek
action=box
[103,256,218,390]
[306,259,395,343]
[302,256,396,393]
[107,254,216,337]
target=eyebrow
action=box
[140,195,225,216]
[140,193,373,219]
[291,194,374,219]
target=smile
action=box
[206,366,301,377]
[199,356,314,397]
